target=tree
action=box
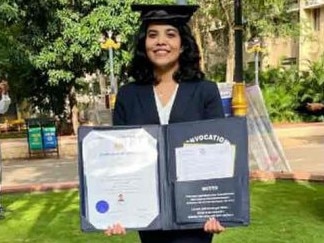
[0,0,20,75]
[30,0,175,116]
[1,0,180,120]
[0,0,37,110]
[194,0,299,83]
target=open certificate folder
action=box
[78,117,249,232]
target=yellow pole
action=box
[232,0,247,117]
[232,83,247,116]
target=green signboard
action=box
[28,127,43,150]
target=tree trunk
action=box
[226,27,235,83]
[68,86,79,135]
[192,17,205,72]
[96,69,107,107]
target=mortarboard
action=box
[131,4,199,24]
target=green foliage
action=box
[208,63,226,83]
[0,1,20,76]
[244,0,300,39]
[262,84,301,122]
[298,55,324,104]
[250,56,324,123]
[23,0,174,116]
[0,0,19,22]
[0,131,27,139]
[196,0,299,83]
[33,0,174,86]
[258,66,303,122]
[197,0,299,42]
[1,0,175,119]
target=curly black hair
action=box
[128,22,205,84]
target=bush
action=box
[0,131,27,139]
[247,56,324,123]
[258,66,304,122]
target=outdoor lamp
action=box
[246,37,267,86]
[100,30,121,110]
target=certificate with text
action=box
[81,128,159,230]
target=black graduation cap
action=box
[131,4,199,24]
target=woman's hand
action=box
[306,102,324,111]
[203,218,225,234]
[104,223,126,236]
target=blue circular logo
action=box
[96,200,109,214]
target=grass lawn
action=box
[0,180,324,243]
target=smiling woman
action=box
[106,3,225,243]
[145,24,182,107]
[145,25,182,72]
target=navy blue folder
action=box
[78,117,249,232]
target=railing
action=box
[287,3,299,12]
[304,0,324,9]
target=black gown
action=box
[113,80,225,243]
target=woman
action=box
[105,4,225,243]
[0,80,11,114]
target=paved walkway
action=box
[274,122,324,174]
[1,122,324,193]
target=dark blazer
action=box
[113,79,224,242]
[113,80,225,126]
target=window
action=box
[313,8,320,31]
[281,57,297,66]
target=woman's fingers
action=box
[115,223,126,235]
[104,226,112,236]
[113,224,121,234]
[104,223,126,236]
[105,219,225,236]
[204,218,225,234]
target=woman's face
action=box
[145,24,182,71]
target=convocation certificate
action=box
[175,143,235,181]
[82,128,159,229]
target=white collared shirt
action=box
[153,85,179,125]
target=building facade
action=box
[246,0,324,70]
